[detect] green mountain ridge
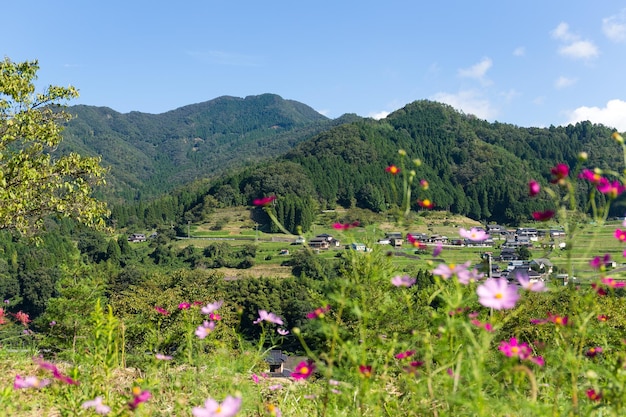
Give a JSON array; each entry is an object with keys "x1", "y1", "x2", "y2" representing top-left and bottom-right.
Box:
[{"x1": 60, "y1": 93, "x2": 357, "y2": 202}]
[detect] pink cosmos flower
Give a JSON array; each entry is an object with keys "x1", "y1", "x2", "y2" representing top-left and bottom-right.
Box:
[
  {"x1": 579, "y1": 169, "x2": 604, "y2": 185},
  {"x1": 528, "y1": 180, "x2": 540, "y2": 196},
  {"x1": 155, "y1": 353, "x2": 173, "y2": 360},
  {"x1": 129, "y1": 388, "x2": 151, "y2": 410},
  {"x1": 385, "y1": 165, "x2": 400, "y2": 175},
  {"x1": 601, "y1": 277, "x2": 626, "y2": 288},
  {"x1": 395, "y1": 350, "x2": 416, "y2": 359},
  {"x1": 36, "y1": 358, "x2": 79, "y2": 385},
  {"x1": 432, "y1": 261, "x2": 471, "y2": 280},
  {"x1": 470, "y1": 319, "x2": 494, "y2": 332},
  {"x1": 178, "y1": 302, "x2": 191, "y2": 310},
  {"x1": 209, "y1": 312, "x2": 222, "y2": 321},
  {"x1": 251, "y1": 373, "x2": 260, "y2": 384},
  {"x1": 358, "y1": 365, "x2": 372, "y2": 378},
  {"x1": 268, "y1": 384, "x2": 283, "y2": 391},
  {"x1": 391, "y1": 275, "x2": 416, "y2": 287},
  {"x1": 597, "y1": 180, "x2": 626, "y2": 199},
  {"x1": 433, "y1": 242, "x2": 443, "y2": 257},
  {"x1": 417, "y1": 199, "x2": 434, "y2": 209},
  {"x1": 332, "y1": 221, "x2": 360, "y2": 230},
  {"x1": 154, "y1": 306, "x2": 169, "y2": 316},
  {"x1": 14, "y1": 311, "x2": 30, "y2": 326},
  {"x1": 457, "y1": 267, "x2": 484, "y2": 285},
  {"x1": 82, "y1": 396, "x2": 111, "y2": 415},
  {"x1": 14, "y1": 375, "x2": 50, "y2": 389},
  {"x1": 306, "y1": 305, "x2": 331, "y2": 319},
  {"x1": 404, "y1": 360, "x2": 425, "y2": 375},
  {"x1": 459, "y1": 227, "x2": 489, "y2": 242},
  {"x1": 195, "y1": 320, "x2": 216, "y2": 339},
  {"x1": 476, "y1": 278, "x2": 520, "y2": 310},
  {"x1": 192, "y1": 395, "x2": 242, "y2": 417},
  {"x1": 253, "y1": 310, "x2": 283, "y2": 325},
  {"x1": 253, "y1": 195, "x2": 276, "y2": 206},
  {"x1": 532, "y1": 210, "x2": 555, "y2": 221},
  {"x1": 499, "y1": 338, "x2": 531, "y2": 359},
  {"x1": 515, "y1": 271, "x2": 548, "y2": 292},
  {"x1": 550, "y1": 163, "x2": 569, "y2": 184},
  {"x1": 291, "y1": 360, "x2": 315, "y2": 380},
  {"x1": 598, "y1": 314, "x2": 608, "y2": 322},
  {"x1": 590, "y1": 254, "x2": 611, "y2": 270},
  {"x1": 585, "y1": 347, "x2": 603, "y2": 358},
  {"x1": 547, "y1": 313, "x2": 568, "y2": 326},
  {"x1": 277, "y1": 328, "x2": 290, "y2": 336},
  {"x1": 615, "y1": 229, "x2": 626, "y2": 242},
  {"x1": 586, "y1": 389, "x2": 602, "y2": 401},
  {"x1": 419, "y1": 179, "x2": 429, "y2": 190},
  {"x1": 201, "y1": 300, "x2": 223, "y2": 315}
]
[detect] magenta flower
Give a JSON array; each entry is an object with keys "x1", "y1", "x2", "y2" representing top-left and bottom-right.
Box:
[
  {"x1": 36, "y1": 358, "x2": 79, "y2": 385},
  {"x1": 470, "y1": 319, "x2": 494, "y2": 332},
  {"x1": 603, "y1": 277, "x2": 621, "y2": 288},
  {"x1": 550, "y1": 163, "x2": 569, "y2": 184},
  {"x1": 391, "y1": 275, "x2": 416, "y2": 287},
  {"x1": 291, "y1": 360, "x2": 315, "y2": 380},
  {"x1": 476, "y1": 278, "x2": 520, "y2": 310},
  {"x1": 499, "y1": 337, "x2": 531, "y2": 359},
  {"x1": 597, "y1": 180, "x2": 626, "y2": 199},
  {"x1": 459, "y1": 227, "x2": 489, "y2": 241},
  {"x1": 277, "y1": 328, "x2": 290, "y2": 336},
  {"x1": 395, "y1": 350, "x2": 416, "y2": 359},
  {"x1": 515, "y1": 271, "x2": 548, "y2": 292},
  {"x1": 253, "y1": 195, "x2": 276, "y2": 206},
  {"x1": 528, "y1": 180, "x2": 540, "y2": 196},
  {"x1": 251, "y1": 373, "x2": 260, "y2": 384},
  {"x1": 192, "y1": 395, "x2": 242, "y2": 417},
  {"x1": 532, "y1": 210, "x2": 555, "y2": 221},
  {"x1": 209, "y1": 312, "x2": 222, "y2": 321},
  {"x1": 590, "y1": 254, "x2": 611, "y2": 270},
  {"x1": 432, "y1": 242, "x2": 443, "y2": 257},
  {"x1": 129, "y1": 388, "x2": 151, "y2": 410},
  {"x1": 306, "y1": 304, "x2": 331, "y2": 319},
  {"x1": 253, "y1": 310, "x2": 283, "y2": 325},
  {"x1": 358, "y1": 365, "x2": 373, "y2": 378},
  {"x1": 332, "y1": 221, "x2": 360, "y2": 230},
  {"x1": 587, "y1": 389, "x2": 602, "y2": 401},
  {"x1": 585, "y1": 347, "x2": 603, "y2": 358},
  {"x1": 195, "y1": 320, "x2": 216, "y2": 339},
  {"x1": 14, "y1": 375, "x2": 50, "y2": 389},
  {"x1": 154, "y1": 306, "x2": 169, "y2": 316},
  {"x1": 82, "y1": 396, "x2": 111, "y2": 415},
  {"x1": 178, "y1": 302, "x2": 191, "y2": 310},
  {"x1": 201, "y1": 300, "x2": 223, "y2": 315},
  {"x1": 579, "y1": 169, "x2": 604, "y2": 185}
]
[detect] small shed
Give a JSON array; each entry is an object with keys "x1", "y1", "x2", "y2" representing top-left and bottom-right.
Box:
[{"x1": 265, "y1": 350, "x2": 289, "y2": 376}]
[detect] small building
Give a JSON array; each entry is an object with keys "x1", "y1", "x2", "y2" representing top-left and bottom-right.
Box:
[
  {"x1": 265, "y1": 350, "x2": 289, "y2": 377},
  {"x1": 128, "y1": 233, "x2": 146, "y2": 243},
  {"x1": 349, "y1": 243, "x2": 367, "y2": 252},
  {"x1": 309, "y1": 237, "x2": 330, "y2": 250}
]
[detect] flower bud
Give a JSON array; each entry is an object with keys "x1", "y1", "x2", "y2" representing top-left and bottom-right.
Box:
[
  {"x1": 398, "y1": 149, "x2": 407, "y2": 156},
  {"x1": 578, "y1": 152, "x2": 588, "y2": 162},
  {"x1": 613, "y1": 132, "x2": 624, "y2": 144},
  {"x1": 413, "y1": 159, "x2": 422, "y2": 167}
]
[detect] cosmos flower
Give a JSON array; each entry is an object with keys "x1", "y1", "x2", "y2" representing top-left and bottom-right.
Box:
[
  {"x1": 528, "y1": 180, "x2": 540, "y2": 196},
  {"x1": 82, "y1": 397, "x2": 111, "y2": 415},
  {"x1": 532, "y1": 210, "x2": 555, "y2": 221},
  {"x1": 391, "y1": 275, "x2": 416, "y2": 287},
  {"x1": 192, "y1": 395, "x2": 242, "y2": 417},
  {"x1": 476, "y1": 278, "x2": 520, "y2": 310},
  {"x1": 253, "y1": 196, "x2": 276, "y2": 206},
  {"x1": 459, "y1": 227, "x2": 489, "y2": 242},
  {"x1": 253, "y1": 310, "x2": 284, "y2": 325},
  {"x1": 385, "y1": 165, "x2": 400, "y2": 175},
  {"x1": 291, "y1": 360, "x2": 315, "y2": 380},
  {"x1": 201, "y1": 300, "x2": 223, "y2": 315}
]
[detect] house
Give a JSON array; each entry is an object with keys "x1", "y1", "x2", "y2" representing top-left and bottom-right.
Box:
[
  {"x1": 128, "y1": 233, "x2": 146, "y2": 243},
  {"x1": 530, "y1": 258, "x2": 554, "y2": 275},
  {"x1": 407, "y1": 232, "x2": 429, "y2": 242},
  {"x1": 499, "y1": 247, "x2": 519, "y2": 261},
  {"x1": 349, "y1": 243, "x2": 367, "y2": 252},
  {"x1": 308, "y1": 237, "x2": 330, "y2": 250},
  {"x1": 265, "y1": 350, "x2": 290, "y2": 377},
  {"x1": 486, "y1": 224, "x2": 508, "y2": 235}
]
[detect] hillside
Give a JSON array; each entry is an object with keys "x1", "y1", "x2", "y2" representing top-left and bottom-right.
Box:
[{"x1": 60, "y1": 94, "x2": 360, "y2": 202}]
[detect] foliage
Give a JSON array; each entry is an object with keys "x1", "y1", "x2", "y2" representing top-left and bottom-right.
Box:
[{"x1": 0, "y1": 58, "x2": 108, "y2": 235}]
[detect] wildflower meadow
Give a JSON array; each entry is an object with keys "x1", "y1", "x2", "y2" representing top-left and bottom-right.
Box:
[{"x1": 2, "y1": 63, "x2": 626, "y2": 415}]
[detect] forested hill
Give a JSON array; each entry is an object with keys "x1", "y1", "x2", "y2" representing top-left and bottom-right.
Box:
[
  {"x1": 196, "y1": 100, "x2": 621, "y2": 227},
  {"x1": 60, "y1": 94, "x2": 360, "y2": 202}
]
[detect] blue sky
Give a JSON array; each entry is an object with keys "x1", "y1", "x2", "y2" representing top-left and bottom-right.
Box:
[{"x1": 4, "y1": 1, "x2": 626, "y2": 130}]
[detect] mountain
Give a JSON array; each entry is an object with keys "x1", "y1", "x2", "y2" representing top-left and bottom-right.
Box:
[
  {"x1": 60, "y1": 94, "x2": 360, "y2": 202},
  {"x1": 198, "y1": 100, "x2": 620, "y2": 226}
]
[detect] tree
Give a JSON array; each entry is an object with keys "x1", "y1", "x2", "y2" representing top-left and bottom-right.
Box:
[{"x1": 0, "y1": 58, "x2": 108, "y2": 235}]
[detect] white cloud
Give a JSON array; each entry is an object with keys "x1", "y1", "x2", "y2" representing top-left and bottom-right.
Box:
[
  {"x1": 458, "y1": 57, "x2": 493, "y2": 82},
  {"x1": 566, "y1": 99, "x2": 626, "y2": 130},
  {"x1": 513, "y1": 47, "x2": 526, "y2": 57},
  {"x1": 551, "y1": 22, "x2": 599, "y2": 60},
  {"x1": 430, "y1": 90, "x2": 497, "y2": 120},
  {"x1": 368, "y1": 111, "x2": 390, "y2": 120},
  {"x1": 555, "y1": 76, "x2": 577, "y2": 89},
  {"x1": 558, "y1": 41, "x2": 599, "y2": 59},
  {"x1": 603, "y1": 9, "x2": 626, "y2": 42}
]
